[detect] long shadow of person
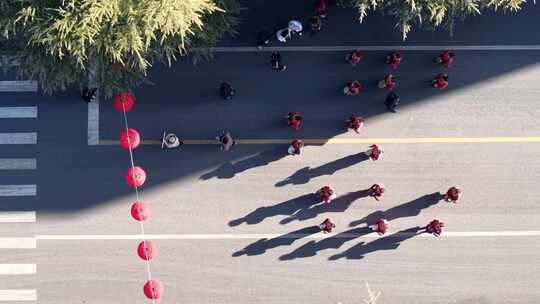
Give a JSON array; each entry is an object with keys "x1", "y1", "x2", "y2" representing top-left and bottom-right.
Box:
[
  {"x1": 279, "y1": 226, "x2": 373, "y2": 261},
  {"x1": 328, "y1": 226, "x2": 422, "y2": 260},
  {"x1": 200, "y1": 148, "x2": 286, "y2": 180},
  {"x1": 280, "y1": 189, "x2": 371, "y2": 224},
  {"x1": 349, "y1": 192, "x2": 443, "y2": 227},
  {"x1": 229, "y1": 193, "x2": 317, "y2": 226},
  {"x1": 232, "y1": 226, "x2": 321, "y2": 257},
  {"x1": 275, "y1": 152, "x2": 370, "y2": 187}
]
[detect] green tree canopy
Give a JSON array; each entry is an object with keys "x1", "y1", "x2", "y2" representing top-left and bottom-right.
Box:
[
  {"x1": 340, "y1": 0, "x2": 529, "y2": 40},
  {"x1": 0, "y1": 0, "x2": 239, "y2": 96}
]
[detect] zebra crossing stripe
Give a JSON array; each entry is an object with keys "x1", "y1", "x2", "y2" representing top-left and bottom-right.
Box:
[
  {"x1": 0, "y1": 107, "x2": 37, "y2": 118},
  {"x1": 0, "y1": 264, "x2": 36, "y2": 275},
  {"x1": 0, "y1": 133, "x2": 37, "y2": 144},
  {"x1": 0, "y1": 159, "x2": 36, "y2": 170},
  {"x1": 0, "y1": 212, "x2": 36, "y2": 223},
  {"x1": 0, "y1": 238, "x2": 36, "y2": 249},
  {"x1": 0, "y1": 289, "x2": 36, "y2": 301},
  {"x1": 0, "y1": 81, "x2": 38, "y2": 92},
  {"x1": 0, "y1": 185, "x2": 36, "y2": 197}
]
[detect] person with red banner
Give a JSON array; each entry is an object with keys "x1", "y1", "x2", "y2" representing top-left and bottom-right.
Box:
[
  {"x1": 287, "y1": 112, "x2": 303, "y2": 131},
  {"x1": 443, "y1": 186, "x2": 461, "y2": 203},
  {"x1": 386, "y1": 52, "x2": 402, "y2": 70},
  {"x1": 365, "y1": 144, "x2": 383, "y2": 161},
  {"x1": 435, "y1": 51, "x2": 454, "y2": 68},
  {"x1": 343, "y1": 80, "x2": 362, "y2": 96},
  {"x1": 369, "y1": 183, "x2": 385, "y2": 201},
  {"x1": 369, "y1": 218, "x2": 390, "y2": 235},
  {"x1": 316, "y1": 186, "x2": 337, "y2": 203},
  {"x1": 319, "y1": 218, "x2": 336, "y2": 233},
  {"x1": 432, "y1": 73, "x2": 449, "y2": 90},
  {"x1": 426, "y1": 219, "x2": 445, "y2": 237},
  {"x1": 288, "y1": 139, "x2": 304, "y2": 155},
  {"x1": 346, "y1": 50, "x2": 363, "y2": 66},
  {"x1": 346, "y1": 115, "x2": 364, "y2": 133},
  {"x1": 378, "y1": 74, "x2": 396, "y2": 92}
]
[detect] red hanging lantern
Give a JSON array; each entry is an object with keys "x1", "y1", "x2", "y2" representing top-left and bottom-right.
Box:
[
  {"x1": 119, "y1": 128, "x2": 141, "y2": 150},
  {"x1": 143, "y1": 278, "x2": 163, "y2": 300},
  {"x1": 131, "y1": 201, "x2": 150, "y2": 221},
  {"x1": 137, "y1": 240, "x2": 157, "y2": 260},
  {"x1": 125, "y1": 166, "x2": 146, "y2": 187},
  {"x1": 113, "y1": 92, "x2": 134, "y2": 112}
]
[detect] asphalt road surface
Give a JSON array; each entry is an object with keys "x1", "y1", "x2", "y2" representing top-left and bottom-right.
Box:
[{"x1": 1, "y1": 2, "x2": 540, "y2": 304}]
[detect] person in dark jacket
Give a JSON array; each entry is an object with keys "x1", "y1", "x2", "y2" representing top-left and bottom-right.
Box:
[
  {"x1": 270, "y1": 51, "x2": 287, "y2": 71},
  {"x1": 82, "y1": 87, "x2": 97, "y2": 103},
  {"x1": 385, "y1": 91, "x2": 400, "y2": 113},
  {"x1": 220, "y1": 82, "x2": 235, "y2": 100}
]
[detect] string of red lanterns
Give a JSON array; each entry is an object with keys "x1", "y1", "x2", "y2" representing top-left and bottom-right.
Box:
[{"x1": 114, "y1": 92, "x2": 163, "y2": 302}]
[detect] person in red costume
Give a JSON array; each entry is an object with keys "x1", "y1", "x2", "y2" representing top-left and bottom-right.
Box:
[
  {"x1": 346, "y1": 50, "x2": 362, "y2": 66},
  {"x1": 369, "y1": 218, "x2": 389, "y2": 235},
  {"x1": 386, "y1": 52, "x2": 402, "y2": 70},
  {"x1": 346, "y1": 115, "x2": 364, "y2": 133},
  {"x1": 343, "y1": 80, "x2": 362, "y2": 96},
  {"x1": 365, "y1": 144, "x2": 383, "y2": 161},
  {"x1": 316, "y1": 186, "x2": 337, "y2": 203},
  {"x1": 288, "y1": 139, "x2": 304, "y2": 155},
  {"x1": 379, "y1": 74, "x2": 396, "y2": 92},
  {"x1": 426, "y1": 219, "x2": 444, "y2": 237},
  {"x1": 286, "y1": 112, "x2": 303, "y2": 131},
  {"x1": 435, "y1": 51, "x2": 454, "y2": 68},
  {"x1": 319, "y1": 218, "x2": 336, "y2": 233},
  {"x1": 369, "y1": 183, "x2": 385, "y2": 201},
  {"x1": 432, "y1": 73, "x2": 449, "y2": 90},
  {"x1": 443, "y1": 187, "x2": 461, "y2": 203},
  {"x1": 314, "y1": 0, "x2": 328, "y2": 18}
]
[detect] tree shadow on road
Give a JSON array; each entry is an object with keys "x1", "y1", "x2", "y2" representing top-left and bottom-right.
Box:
[
  {"x1": 228, "y1": 193, "x2": 317, "y2": 226},
  {"x1": 349, "y1": 192, "x2": 443, "y2": 227},
  {"x1": 199, "y1": 148, "x2": 286, "y2": 180},
  {"x1": 328, "y1": 226, "x2": 422, "y2": 260},
  {"x1": 280, "y1": 189, "x2": 371, "y2": 224},
  {"x1": 275, "y1": 152, "x2": 370, "y2": 187},
  {"x1": 232, "y1": 226, "x2": 321, "y2": 257},
  {"x1": 279, "y1": 226, "x2": 373, "y2": 261}
]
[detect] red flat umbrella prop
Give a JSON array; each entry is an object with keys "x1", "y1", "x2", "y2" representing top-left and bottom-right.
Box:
[
  {"x1": 137, "y1": 240, "x2": 157, "y2": 260},
  {"x1": 113, "y1": 92, "x2": 134, "y2": 112},
  {"x1": 143, "y1": 278, "x2": 163, "y2": 300},
  {"x1": 119, "y1": 128, "x2": 141, "y2": 150},
  {"x1": 131, "y1": 201, "x2": 150, "y2": 221},
  {"x1": 125, "y1": 166, "x2": 146, "y2": 187}
]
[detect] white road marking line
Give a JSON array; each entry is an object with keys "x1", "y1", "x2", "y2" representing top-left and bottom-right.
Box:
[
  {"x1": 0, "y1": 159, "x2": 36, "y2": 170},
  {"x1": 0, "y1": 212, "x2": 36, "y2": 223},
  {"x1": 0, "y1": 264, "x2": 36, "y2": 275},
  {"x1": 0, "y1": 290, "x2": 36, "y2": 301},
  {"x1": 35, "y1": 231, "x2": 540, "y2": 240},
  {"x1": 0, "y1": 107, "x2": 37, "y2": 118},
  {"x1": 0, "y1": 238, "x2": 36, "y2": 249},
  {"x1": 197, "y1": 45, "x2": 540, "y2": 53},
  {"x1": 0, "y1": 185, "x2": 37, "y2": 197},
  {"x1": 87, "y1": 99, "x2": 99, "y2": 146},
  {"x1": 0, "y1": 81, "x2": 38, "y2": 92},
  {"x1": 0, "y1": 133, "x2": 37, "y2": 145}
]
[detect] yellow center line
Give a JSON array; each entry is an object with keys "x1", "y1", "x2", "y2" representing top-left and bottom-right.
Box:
[{"x1": 98, "y1": 136, "x2": 540, "y2": 146}]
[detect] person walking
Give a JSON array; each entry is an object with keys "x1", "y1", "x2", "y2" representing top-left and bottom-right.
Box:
[
  {"x1": 319, "y1": 218, "x2": 336, "y2": 233},
  {"x1": 220, "y1": 82, "x2": 235, "y2": 100},
  {"x1": 378, "y1": 74, "x2": 396, "y2": 92},
  {"x1": 426, "y1": 219, "x2": 444, "y2": 237},
  {"x1": 365, "y1": 144, "x2": 383, "y2": 161},
  {"x1": 343, "y1": 80, "x2": 362, "y2": 96},
  {"x1": 256, "y1": 30, "x2": 272, "y2": 49},
  {"x1": 369, "y1": 183, "x2": 385, "y2": 201},
  {"x1": 288, "y1": 139, "x2": 304, "y2": 155},
  {"x1": 271, "y1": 51, "x2": 287, "y2": 71},
  {"x1": 81, "y1": 87, "x2": 97, "y2": 103},
  {"x1": 346, "y1": 115, "x2": 364, "y2": 133},
  {"x1": 276, "y1": 28, "x2": 291, "y2": 43},
  {"x1": 288, "y1": 20, "x2": 303, "y2": 36},
  {"x1": 385, "y1": 91, "x2": 400, "y2": 113},
  {"x1": 314, "y1": 0, "x2": 328, "y2": 18},
  {"x1": 369, "y1": 218, "x2": 390, "y2": 235},
  {"x1": 346, "y1": 50, "x2": 363, "y2": 66},
  {"x1": 287, "y1": 112, "x2": 303, "y2": 131},
  {"x1": 309, "y1": 16, "x2": 322, "y2": 35},
  {"x1": 216, "y1": 130, "x2": 236, "y2": 151},
  {"x1": 443, "y1": 187, "x2": 461, "y2": 203},
  {"x1": 432, "y1": 73, "x2": 449, "y2": 90},
  {"x1": 435, "y1": 51, "x2": 454, "y2": 68},
  {"x1": 386, "y1": 52, "x2": 402, "y2": 70},
  {"x1": 316, "y1": 186, "x2": 337, "y2": 203}
]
